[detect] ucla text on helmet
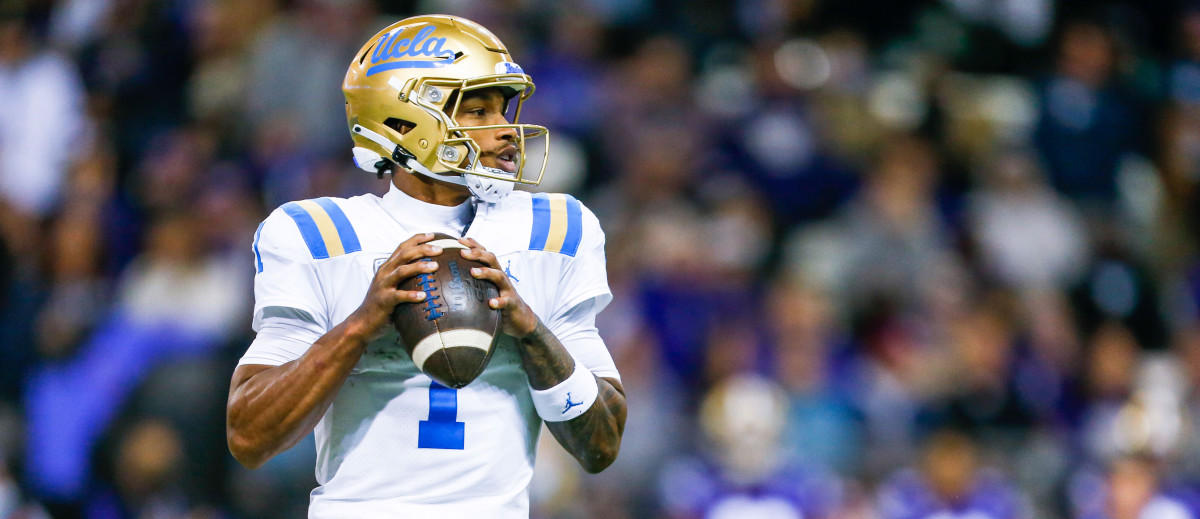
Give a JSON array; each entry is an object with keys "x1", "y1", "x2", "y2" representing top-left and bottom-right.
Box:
[{"x1": 368, "y1": 25, "x2": 458, "y2": 75}]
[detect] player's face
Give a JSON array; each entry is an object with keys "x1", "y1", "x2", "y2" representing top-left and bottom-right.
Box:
[{"x1": 451, "y1": 88, "x2": 519, "y2": 174}]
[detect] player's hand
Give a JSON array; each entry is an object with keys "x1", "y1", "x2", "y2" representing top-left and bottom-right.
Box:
[
  {"x1": 459, "y1": 237, "x2": 538, "y2": 338},
  {"x1": 348, "y1": 233, "x2": 442, "y2": 340}
]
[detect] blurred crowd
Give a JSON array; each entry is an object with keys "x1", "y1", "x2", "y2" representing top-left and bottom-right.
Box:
[{"x1": 3, "y1": 0, "x2": 1200, "y2": 518}]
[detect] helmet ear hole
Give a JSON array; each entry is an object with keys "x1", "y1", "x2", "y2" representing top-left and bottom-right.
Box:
[{"x1": 384, "y1": 117, "x2": 416, "y2": 135}]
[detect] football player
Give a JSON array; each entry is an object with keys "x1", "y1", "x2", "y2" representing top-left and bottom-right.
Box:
[{"x1": 225, "y1": 15, "x2": 626, "y2": 517}]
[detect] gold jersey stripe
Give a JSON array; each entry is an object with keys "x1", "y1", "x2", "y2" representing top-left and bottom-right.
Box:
[
  {"x1": 295, "y1": 199, "x2": 347, "y2": 257},
  {"x1": 543, "y1": 193, "x2": 570, "y2": 253}
]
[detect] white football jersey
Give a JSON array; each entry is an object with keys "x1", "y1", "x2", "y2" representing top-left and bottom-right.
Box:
[{"x1": 240, "y1": 185, "x2": 617, "y2": 518}]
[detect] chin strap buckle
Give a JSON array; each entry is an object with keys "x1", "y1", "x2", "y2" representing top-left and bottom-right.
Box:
[{"x1": 465, "y1": 166, "x2": 515, "y2": 203}]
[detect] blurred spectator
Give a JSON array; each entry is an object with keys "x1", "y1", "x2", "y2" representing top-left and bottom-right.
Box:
[
  {"x1": 1019, "y1": 290, "x2": 1083, "y2": 417},
  {"x1": 226, "y1": 434, "x2": 315, "y2": 519},
  {"x1": 0, "y1": 403, "x2": 48, "y2": 519},
  {"x1": 23, "y1": 211, "x2": 249, "y2": 506},
  {"x1": 0, "y1": 3, "x2": 88, "y2": 246},
  {"x1": 712, "y1": 37, "x2": 859, "y2": 226},
  {"x1": 75, "y1": 0, "x2": 193, "y2": 167},
  {"x1": 243, "y1": 0, "x2": 375, "y2": 156},
  {"x1": 843, "y1": 303, "x2": 938, "y2": 479},
  {"x1": 768, "y1": 282, "x2": 863, "y2": 474},
  {"x1": 0, "y1": 4, "x2": 86, "y2": 216},
  {"x1": 185, "y1": 0, "x2": 278, "y2": 143},
  {"x1": 1160, "y1": 8, "x2": 1200, "y2": 261},
  {"x1": 33, "y1": 184, "x2": 111, "y2": 360},
  {"x1": 1173, "y1": 326, "x2": 1200, "y2": 484},
  {"x1": 942, "y1": 0, "x2": 1054, "y2": 49},
  {"x1": 967, "y1": 150, "x2": 1089, "y2": 291},
  {"x1": 782, "y1": 135, "x2": 963, "y2": 476},
  {"x1": 0, "y1": 460, "x2": 48, "y2": 519},
  {"x1": 1033, "y1": 20, "x2": 1144, "y2": 206},
  {"x1": 876, "y1": 428, "x2": 1029, "y2": 519},
  {"x1": 920, "y1": 297, "x2": 1042, "y2": 442},
  {"x1": 1169, "y1": 9, "x2": 1200, "y2": 110},
  {"x1": 523, "y1": 5, "x2": 607, "y2": 140},
  {"x1": 86, "y1": 418, "x2": 222, "y2": 518},
  {"x1": 1071, "y1": 454, "x2": 1195, "y2": 519},
  {"x1": 1071, "y1": 247, "x2": 1168, "y2": 353},
  {"x1": 594, "y1": 136, "x2": 772, "y2": 391},
  {"x1": 47, "y1": 0, "x2": 114, "y2": 53},
  {"x1": 657, "y1": 374, "x2": 844, "y2": 519},
  {"x1": 784, "y1": 133, "x2": 960, "y2": 322},
  {"x1": 1077, "y1": 322, "x2": 1157, "y2": 466}
]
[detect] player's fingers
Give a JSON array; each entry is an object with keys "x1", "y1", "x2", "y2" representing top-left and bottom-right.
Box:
[
  {"x1": 396, "y1": 242, "x2": 444, "y2": 264},
  {"x1": 469, "y1": 266, "x2": 509, "y2": 289},
  {"x1": 458, "y1": 237, "x2": 484, "y2": 250},
  {"x1": 381, "y1": 258, "x2": 437, "y2": 286},
  {"x1": 400, "y1": 232, "x2": 437, "y2": 249},
  {"x1": 487, "y1": 294, "x2": 518, "y2": 311},
  {"x1": 380, "y1": 233, "x2": 436, "y2": 270},
  {"x1": 462, "y1": 247, "x2": 500, "y2": 269},
  {"x1": 392, "y1": 233, "x2": 437, "y2": 259},
  {"x1": 480, "y1": 250, "x2": 500, "y2": 269},
  {"x1": 387, "y1": 288, "x2": 427, "y2": 305}
]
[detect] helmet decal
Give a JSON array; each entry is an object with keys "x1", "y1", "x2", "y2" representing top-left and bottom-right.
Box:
[
  {"x1": 494, "y1": 62, "x2": 524, "y2": 75},
  {"x1": 368, "y1": 25, "x2": 457, "y2": 76}
]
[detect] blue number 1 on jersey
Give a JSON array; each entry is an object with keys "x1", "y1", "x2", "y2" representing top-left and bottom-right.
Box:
[{"x1": 418, "y1": 381, "x2": 465, "y2": 449}]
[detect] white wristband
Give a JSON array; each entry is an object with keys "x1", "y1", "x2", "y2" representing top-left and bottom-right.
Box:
[{"x1": 530, "y1": 361, "x2": 599, "y2": 422}]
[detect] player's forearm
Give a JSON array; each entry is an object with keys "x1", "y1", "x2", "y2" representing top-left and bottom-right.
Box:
[
  {"x1": 517, "y1": 320, "x2": 627, "y2": 473},
  {"x1": 226, "y1": 317, "x2": 373, "y2": 468}
]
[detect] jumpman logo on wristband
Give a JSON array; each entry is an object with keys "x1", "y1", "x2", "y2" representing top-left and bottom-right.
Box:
[{"x1": 562, "y1": 393, "x2": 584, "y2": 414}]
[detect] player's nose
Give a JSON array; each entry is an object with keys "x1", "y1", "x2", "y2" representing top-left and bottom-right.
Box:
[{"x1": 495, "y1": 124, "x2": 517, "y2": 143}]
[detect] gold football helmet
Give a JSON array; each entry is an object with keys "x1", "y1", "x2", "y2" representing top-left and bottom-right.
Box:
[{"x1": 343, "y1": 15, "x2": 548, "y2": 201}]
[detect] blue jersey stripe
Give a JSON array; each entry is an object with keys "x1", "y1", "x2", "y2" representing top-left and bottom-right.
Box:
[
  {"x1": 560, "y1": 194, "x2": 584, "y2": 257},
  {"x1": 529, "y1": 193, "x2": 551, "y2": 251},
  {"x1": 252, "y1": 222, "x2": 265, "y2": 272},
  {"x1": 314, "y1": 197, "x2": 362, "y2": 254},
  {"x1": 281, "y1": 202, "x2": 330, "y2": 259}
]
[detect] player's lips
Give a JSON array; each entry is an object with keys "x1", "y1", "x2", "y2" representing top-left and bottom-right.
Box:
[{"x1": 491, "y1": 145, "x2": 519, "y2": 174}]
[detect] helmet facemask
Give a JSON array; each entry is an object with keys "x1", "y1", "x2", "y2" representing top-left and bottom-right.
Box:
[
  {"x1": 424, "y1": 76, "x2": 549, "y2": 185},
  {"x1": 351, "y1": 73, "x2": 548, "y2": 201}
]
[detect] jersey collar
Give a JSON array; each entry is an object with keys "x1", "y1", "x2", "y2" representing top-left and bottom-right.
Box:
[{"x1": 381, "y1": 182, "x2": 475, "y2": 236}]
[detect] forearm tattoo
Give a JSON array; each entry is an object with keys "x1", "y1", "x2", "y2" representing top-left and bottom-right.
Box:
[
  {"x1": 518, "y1": 319, "x2": 627, "y2": 472},
  {"x1": 518, "y1": 320, "x2": 577, "y2": 390}
]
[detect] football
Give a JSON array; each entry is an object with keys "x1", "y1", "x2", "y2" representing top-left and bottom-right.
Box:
[{"x1": 392, "y1": 233, "x2": 501, "y2": 388}]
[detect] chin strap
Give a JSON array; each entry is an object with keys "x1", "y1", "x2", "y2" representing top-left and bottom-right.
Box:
[
  {"x1": 464, "y1": 166, "x2": 515, "y2": 203},
  {"x1": 351, "y1": 125, "x2": 514, "y2": 203}
]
